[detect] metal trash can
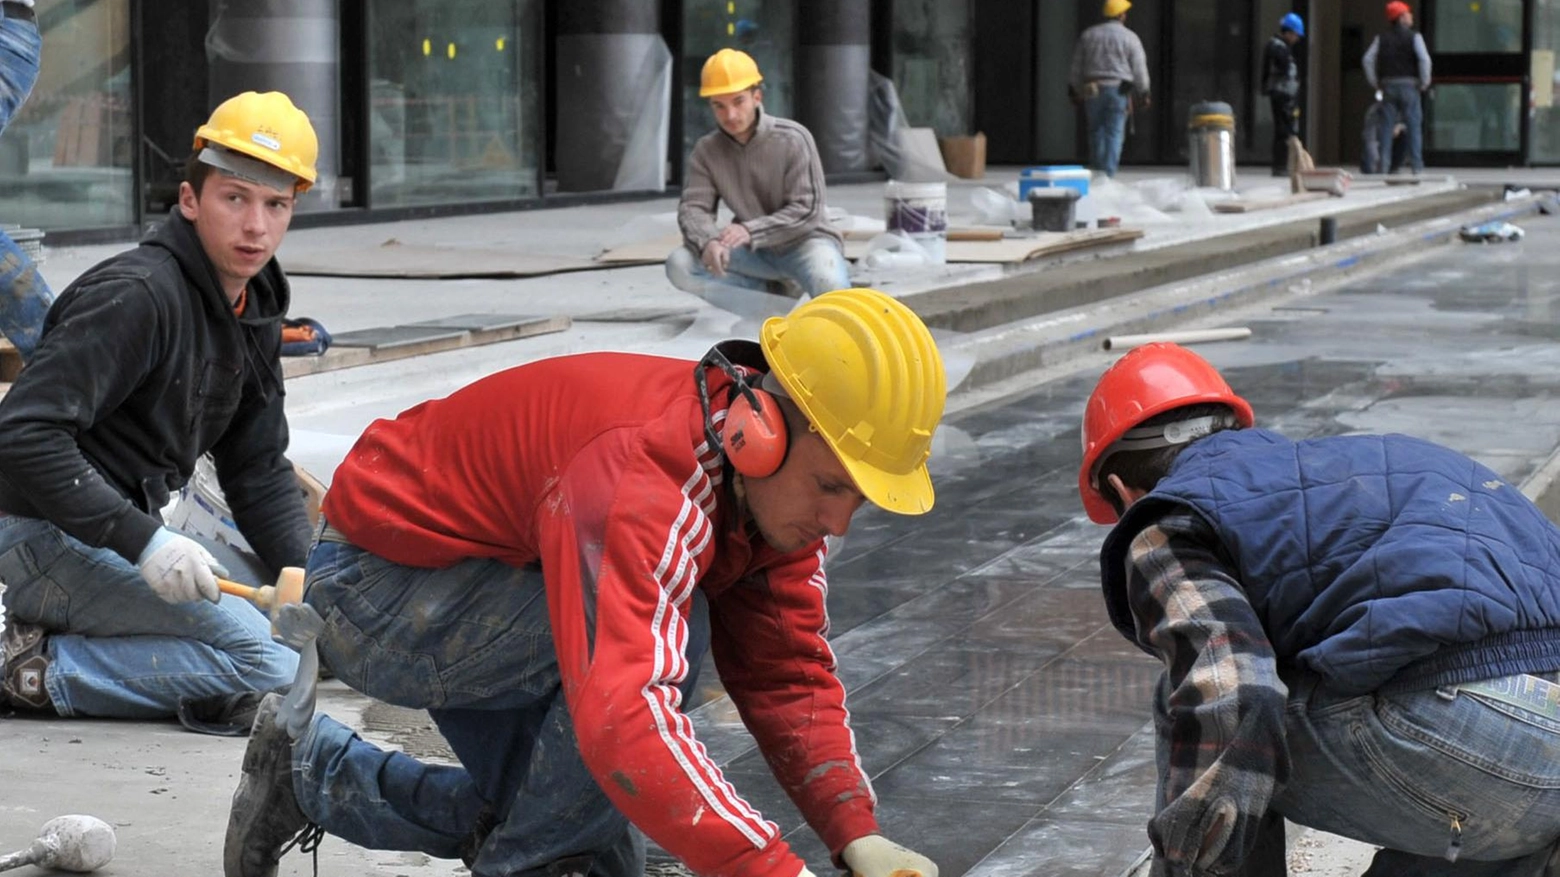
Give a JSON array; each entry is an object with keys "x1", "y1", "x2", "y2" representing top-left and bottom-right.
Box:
[{"x1": 1188, "y1": 101, "x2": 1236, "y2": 191}]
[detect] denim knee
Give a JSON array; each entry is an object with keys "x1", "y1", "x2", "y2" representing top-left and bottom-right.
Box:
[{"x1": 665, "y1": 247, "x2": 704, "y2": 292}]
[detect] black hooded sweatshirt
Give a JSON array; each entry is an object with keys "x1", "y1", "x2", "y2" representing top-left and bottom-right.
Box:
[{"x1": 0, "y1": 209, "x2": 310, "y2": 572}]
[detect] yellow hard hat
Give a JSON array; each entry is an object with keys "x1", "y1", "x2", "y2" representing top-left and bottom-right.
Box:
[
  {"x1": 193, "y1": 91, "x2": 319, "y2": 193},
  {"x1": 700, "y1": 48, "x2": 763, "y2": 97},
  {"x1": 1104, "y1": 0, "x2": 1132, "y2": 17},
  {"x1": 760, "y1": 288, "x2": 946, "y2": 515}
]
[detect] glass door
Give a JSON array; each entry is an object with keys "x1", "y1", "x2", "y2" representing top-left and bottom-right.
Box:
[{"x1": 1423, "y1": 0, "x2": 1526, "y2": 165}]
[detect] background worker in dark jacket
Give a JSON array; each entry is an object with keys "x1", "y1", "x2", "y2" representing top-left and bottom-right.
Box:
[
  {"x1": 0, "y1": 91, "x2": 317, "y2": 719},
  {"x1": 1365, "y1": 1, "x2": 1433, "y2": 174},
  {"x1": 1262, "y1": 13, "x2": 1305, "y2": 176},
  {"x1": 1079, "y1": 342, "x2": 1560, "y2": 876}
]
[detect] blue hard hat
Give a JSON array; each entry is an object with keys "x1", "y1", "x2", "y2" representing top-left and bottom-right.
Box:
[{"x1": 1280, "y1": 12, "x2": 1305, "y2": 36}]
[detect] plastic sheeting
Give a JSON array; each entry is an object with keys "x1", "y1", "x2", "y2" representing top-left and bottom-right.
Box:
[
  {"x1": 555, "y1": 34, "x2": 672, "y2": 193},
  {"x1": 869, "y1": 72, "x2": 952, "y2": 183},
  {"x1": 797, "y1": 43, "x2": 871, "y2": 173}
]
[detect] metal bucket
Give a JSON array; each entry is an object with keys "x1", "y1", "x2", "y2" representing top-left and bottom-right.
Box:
[{"x1": 1187, "y1": 101, "x2": 1236, "y2": 191}]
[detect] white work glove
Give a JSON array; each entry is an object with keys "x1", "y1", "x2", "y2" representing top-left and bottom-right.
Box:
[
  {"x1": 842, "y1": 835, "x2": 938, "y2": 877},
  {"x1": 136, "y1": 527, "x2": 229, "y2": 604},
  {"x1": 702, "y1": 240, "x2": 731, "y2": 276}
]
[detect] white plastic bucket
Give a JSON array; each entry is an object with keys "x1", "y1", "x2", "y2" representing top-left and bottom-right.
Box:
[{"x1": 884, "y1": 180, "x2": 947, "y2": 265}]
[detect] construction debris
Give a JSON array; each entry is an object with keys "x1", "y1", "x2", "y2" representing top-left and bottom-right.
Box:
[{"x1": 1459, "y1": 221, "x2": 1525, "y2": 243}]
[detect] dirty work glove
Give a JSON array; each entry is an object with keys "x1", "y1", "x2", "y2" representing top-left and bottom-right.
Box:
[
  {"x1": 702, "y1": 240, "x2": 731, "y2": 277},
  {"x1": 272, "y1": 601, "x2": 326, "y2": 740},
  {"x1": 136, "y1": 527, "x2": 229, "y2": 604},
  {"x1": 842, "y1": 835, "x2": 938, "y2": 877}
]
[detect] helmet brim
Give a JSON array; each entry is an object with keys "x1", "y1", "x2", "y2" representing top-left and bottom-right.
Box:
[{"x1": 841, "y1": 456, "x2": 936, "y2": 516}]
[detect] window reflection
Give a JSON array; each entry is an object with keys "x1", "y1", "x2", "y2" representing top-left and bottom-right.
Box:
[
  {"x1": 368, "y1": 0, "x2": 538, "y2": 207},
  {"x1": 4, "y1": 0, "x2": 133, "y2": 231}
]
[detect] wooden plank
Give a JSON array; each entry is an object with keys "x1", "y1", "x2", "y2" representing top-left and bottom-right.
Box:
[
  {"x1": 1213, "y1": 191, "x2": 1331, "y2": 214},
  {"x1": 280, "y1": 315, "x2": 571, "y2": 379}
]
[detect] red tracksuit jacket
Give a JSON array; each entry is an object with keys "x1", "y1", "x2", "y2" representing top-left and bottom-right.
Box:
[{"x1": 322, "y1": 351, "x2": 878, "y2": 877}]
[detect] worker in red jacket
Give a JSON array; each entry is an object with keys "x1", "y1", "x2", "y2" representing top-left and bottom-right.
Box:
[{"x1": 225, "y1": 287, "x2": 946, "y2": 877}]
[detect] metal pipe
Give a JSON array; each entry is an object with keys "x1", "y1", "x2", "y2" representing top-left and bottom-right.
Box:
[
  {"x1": 1319, "y1": 216, "x2": 1338, "y2": 245},
  {"x1": 1102, "y1": 327, "x2": 1252, "y2": 351}
]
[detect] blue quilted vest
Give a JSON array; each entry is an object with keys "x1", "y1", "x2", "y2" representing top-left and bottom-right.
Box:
[{"x1": 1100, "y1": 429, "x2": 1560, "y2": 694}]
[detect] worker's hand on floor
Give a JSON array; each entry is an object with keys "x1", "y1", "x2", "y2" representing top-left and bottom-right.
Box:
[
  {"x1": 716, "y1": 223, "x2": 752, "y2": 250},
  {"x1": 136, "y1": 527, "x2": 229, "y2": 604},
  {"x1": 842, "y1": 834, "x2": 938, "y2": 877},
  {"x1": 702, "y1": 240, "x2": 731, "y2": 277}
]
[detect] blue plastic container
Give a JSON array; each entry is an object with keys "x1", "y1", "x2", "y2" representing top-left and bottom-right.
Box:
[{"x1": 1018, "y1": 165, "x2": 1092, "y2": 201}]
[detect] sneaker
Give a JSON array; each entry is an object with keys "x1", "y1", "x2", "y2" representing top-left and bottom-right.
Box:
[
  {"x1": 224, "y1": 692, "x2": 318, "y2": 877},
  {"x1": 1, "y1": 620, "x2": 51, "y2": 711}
]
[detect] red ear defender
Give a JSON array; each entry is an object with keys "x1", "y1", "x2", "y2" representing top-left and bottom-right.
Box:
[{"x1": 723, "y1": 388, "x2": 788, "y2": 477}]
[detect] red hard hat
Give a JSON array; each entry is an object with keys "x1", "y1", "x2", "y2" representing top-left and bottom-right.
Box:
[
  {"x1": 1386, "y1": 1, "x2": 1411, "y2": 22},
  {"x1": 1078, "y1": 343, "x2": 1254, "y2": 524}
]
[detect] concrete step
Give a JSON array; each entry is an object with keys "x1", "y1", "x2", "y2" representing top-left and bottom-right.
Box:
[
  {"x1": 908, "y1": 188, "x2": 1499, "y2": 335},
  {"x1": 939, "y1": 191, "x2": 1541, "y2": 400}
]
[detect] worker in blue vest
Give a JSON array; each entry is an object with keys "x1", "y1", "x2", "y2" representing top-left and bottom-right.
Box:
[
  {"x1": 1364, "y1": 1, "x2": 1433, "y2": 175},
  {"x1": 1080, "y1": 342, "x2": 1560, "y2": 875}
]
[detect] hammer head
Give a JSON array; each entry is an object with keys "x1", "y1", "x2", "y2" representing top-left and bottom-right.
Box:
[
  {"x1": 272, "y1": 566, "x2": 305, "y2": 613},
  {"x1": 263, "y1": 567, "x2": 307, "y2": 639}
]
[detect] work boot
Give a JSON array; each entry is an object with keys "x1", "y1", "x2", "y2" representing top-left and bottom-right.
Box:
[
  {"x1": 1, "y1": 620, "x2": 52, "y2": 711},
  {"x1": 224, "y1": 692, "x2": 319, "y2": 877}
]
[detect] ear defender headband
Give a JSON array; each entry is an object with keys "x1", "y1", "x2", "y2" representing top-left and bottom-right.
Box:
[{"x1": 694, "y1": 345, "x2": 790, "y2": 478}]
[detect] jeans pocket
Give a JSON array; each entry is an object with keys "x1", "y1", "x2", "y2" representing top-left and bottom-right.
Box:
[
  {"x1": 441, "y1": 625, "x2": 550, "y2": 704},
  {"x1": 0, "y1": 533, "x2": 71, "y2": 630},
  {"x1": 319, "y1": 605, "x2": 446, "y2": 709}
]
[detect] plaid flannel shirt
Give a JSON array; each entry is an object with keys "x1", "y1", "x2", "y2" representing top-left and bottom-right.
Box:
[{"x1": 1120, "y1": 511, "x2": 1292, "y2": 875}]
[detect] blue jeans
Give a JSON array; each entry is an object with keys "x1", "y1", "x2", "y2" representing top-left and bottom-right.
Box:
[
  {"x1": 0, "y1": 15, "x2": 53, "y2": 360},
  {"x1": 1264, "y1": 672, "x2": 1560, "y2": 876},
  {"x1": 1380, "y1": 79, "x2": 1424, "y2": 174},
  {"x1": 665, "y1": 235, "x2": 851, "y2": 303},
  {"x1": 1085, "y1": 89, "x2": 1130, "y2": 178},
  {"x1": 0, "y1": 515, "x2": 297, "y2": 717},
  {"x1": 293, "y1": 539, "x2": 711, "y2": 877}
]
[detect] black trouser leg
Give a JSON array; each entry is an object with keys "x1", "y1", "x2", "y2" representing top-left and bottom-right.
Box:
[{"x1": 1270, "y1": 95, "x2": 1299, "y2": 175}]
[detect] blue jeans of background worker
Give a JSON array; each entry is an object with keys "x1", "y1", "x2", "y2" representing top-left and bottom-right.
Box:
[
  {"x1": 666, "y1": 235, "x2": 850, "y2": 306},
  {"x1": 290, "y1": 538, "x2": 712, "y2": 877},
  {"x1": 1202, "y1": 670, "x2": 1560, "y2": 876},
  {"x1": 0, "y1": 514, "x2": 297, "y2": 716},
  {"x1": 1085, "y1": 89, "x2": 1130, "y2": 178},
  {"x1": 1379, "y1": 78, "x2": 1424, "y2": 174},
  {"x1": 1, "y1": 11, "x2": 56, "y2": 360}
]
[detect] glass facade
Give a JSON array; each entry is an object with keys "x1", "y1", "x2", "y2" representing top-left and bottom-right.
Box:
[
  {"x1": 1431, "y1": 0, "x2": 1524, "y2": 52},
  {"x1": 367, "y1": 0, "x2": 540, "y2": 207},
  {"x1": 5, "y1": 0, "x2": 134, "y2": 232},
  {"x1": 23, "y1": 0, "x2": 1560, "y2": 237},
  {"x1": 681, "y1": 0, "x2": 793, "y2": 160},
  {"x1": 1428, "y1": 82, "x2": 1523, "y2": 152}
]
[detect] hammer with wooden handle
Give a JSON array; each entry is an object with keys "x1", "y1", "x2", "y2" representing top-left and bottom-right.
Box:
[{"x1": 217, "y1": 566, "x2": 305, "y2": 616}]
